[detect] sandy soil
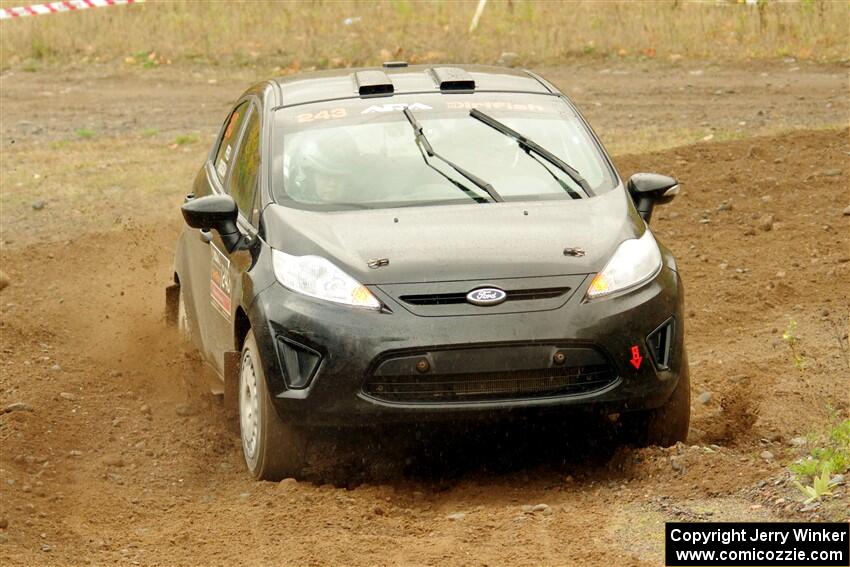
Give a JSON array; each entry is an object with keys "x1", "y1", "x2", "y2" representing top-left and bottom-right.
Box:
[
  {"x1": 1, "y1": 59, "x2": 846, "y2": 146},
  {"x1": 0, "y1": 61, "x2": 848, "y2": 566}
]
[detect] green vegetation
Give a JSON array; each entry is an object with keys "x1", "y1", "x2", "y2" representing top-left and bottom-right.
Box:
[
  {"x1": 790, "y1": 418, "x2": 850, "y2": 502},
  {"x1": 1, "y1": 1, "x2": 847, "y2": 71},
  {"x1": 74, "y1": 128, "x2": 95, "y2": 139},
  {"x1": 141, "y1": 128, "x2": 159, "y2": 138},
  {"x1": 48, "y1": 140, "x2": 71, "y2": 150},
  {"x1": 793, "y1": 465, "x2": 834, "y2": 504},
  {"x1": 789, "y1": 419, "x2": 850, "y2": 480},
  {"x1": 782, "y1": 319, "x2": 805, "y2": 371},
  {"x1": 174, "y1": 134, "x2": 199, "y2": 146}
]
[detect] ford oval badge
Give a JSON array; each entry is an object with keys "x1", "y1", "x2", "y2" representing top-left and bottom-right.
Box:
[{"x1": 466, "y1": 287, "x2": 507, "y2": 306}]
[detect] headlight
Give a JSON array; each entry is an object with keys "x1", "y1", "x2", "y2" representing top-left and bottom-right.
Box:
[
  {"x1": 586, "y1": 229, "x2": 662, "y2": 299},
  {"x1": 272, "y1": 249, "x2": 381, "y2": 310}
]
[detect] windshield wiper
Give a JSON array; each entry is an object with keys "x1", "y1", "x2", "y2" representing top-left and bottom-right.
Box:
[
  {"x1": 525, "y1": 152, "x2": 583, "y2": 200},
  {"x1": 469, "y1": 108, "x2": 595, "y2": 198},
  {"x1": 403, "y1": 108, "x2": 503, "y2": 203}
]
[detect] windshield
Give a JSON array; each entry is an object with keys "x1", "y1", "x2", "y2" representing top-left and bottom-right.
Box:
[{"x1": 272, "y1": 94, "x2": 617, "y2": 211}]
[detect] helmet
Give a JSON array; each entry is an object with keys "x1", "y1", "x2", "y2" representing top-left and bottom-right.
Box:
[
  {"x1": 295, "y1": 128, "x2": 360, "y2": 178},
  {"x1": 288, "y1": 128, "x2": 361, "y2": 203}
]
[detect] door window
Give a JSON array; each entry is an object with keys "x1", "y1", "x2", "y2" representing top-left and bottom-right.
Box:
[
  {"x1": 229, "y1": 108, "x2": 261, "y2": 223},
  {"x1": 214, "y1": 101, "x2": 249, "y2": 181}
]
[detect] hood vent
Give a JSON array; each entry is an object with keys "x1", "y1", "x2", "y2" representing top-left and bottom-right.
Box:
[
  {"x1": 354, "y1": 70, "x2": 394, "y2": 96},
  {"x1": 429, "y1": 67, "x2": 475, "y2": 91}
]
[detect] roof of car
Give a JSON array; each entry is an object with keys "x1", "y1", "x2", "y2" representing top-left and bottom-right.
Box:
[{"x1": 273, "y1": 64, "x2": 555, "y2": 107}]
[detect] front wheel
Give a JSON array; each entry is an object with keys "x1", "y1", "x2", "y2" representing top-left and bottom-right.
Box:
[
  {"x1": 239, "y1": 330, "x2": 307, "y2": 480},
  {"x1": 621, "y1": 356, "x2": 691, "y2": 447}
]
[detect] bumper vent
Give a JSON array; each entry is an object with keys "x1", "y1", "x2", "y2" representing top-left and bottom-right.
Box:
[
  {"x1": 646, "y1": 318, "x2": 675, "y2": 370},
  {"x1": 363, "y1": 364, "x2": 618, "y2": 404},
  {"x1": 276, "y1": 338, "x2": 322, "y2": 389}
]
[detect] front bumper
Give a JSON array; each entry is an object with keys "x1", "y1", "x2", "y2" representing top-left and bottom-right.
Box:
[{"x1": 249, "y1": 267, "x2": 685, "y2": 427}]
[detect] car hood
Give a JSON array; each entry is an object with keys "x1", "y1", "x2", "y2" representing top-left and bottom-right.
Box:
[{"x1": 262, "y1": 187, "x2": 645, "y2": 285}]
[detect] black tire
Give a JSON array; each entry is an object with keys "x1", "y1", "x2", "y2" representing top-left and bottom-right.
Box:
[
  {"x1": 621, "y1": 355, "x2": 691, "y2": 447},
  {"x1": 239, "y1": 330, "x2": 307, "y2": 480}
]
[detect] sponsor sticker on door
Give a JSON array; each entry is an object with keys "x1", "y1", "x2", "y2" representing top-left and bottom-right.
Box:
[{"x1": 210, "y1": 246, "x2": 232, "y2": 321}]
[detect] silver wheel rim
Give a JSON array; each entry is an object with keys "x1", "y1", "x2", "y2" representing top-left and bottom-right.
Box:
[{"x1": 239, "y1": 351, "x2": 260, "y2": 462}]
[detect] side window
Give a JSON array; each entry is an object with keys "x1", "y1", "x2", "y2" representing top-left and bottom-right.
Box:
[
  {"x1": 251, "y1": 173, "x2": 262, "y2": 223},
  {"x1": 213, "y1": 101, "x2": 249, "y2": 181},
  {"x1": 229, "y1": 108, "x2": 261, "y2": 222}
]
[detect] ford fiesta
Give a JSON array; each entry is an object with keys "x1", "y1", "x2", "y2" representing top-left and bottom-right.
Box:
[{"x1": 166, "y1": 63, "x2": 689, "y2": 480}]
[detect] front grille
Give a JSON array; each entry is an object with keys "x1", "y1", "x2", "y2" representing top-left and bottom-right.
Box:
[
  {"x1": 363, "y1": 364, "x2": 618, "y2": 404},
  {"x1": 378, "y1": 275, "x2": 584, "y2": 317},
  {"x1": 400, "y1": 287, "x2": 569, "y2": 306}
]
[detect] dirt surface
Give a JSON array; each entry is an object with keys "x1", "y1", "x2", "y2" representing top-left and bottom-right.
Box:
[
  {"x1": 1, "y1": 59, "x2": 847, "y2": 145},
  {"x1": 1, "y1": 61, "x2": 849, "y2": 565}
]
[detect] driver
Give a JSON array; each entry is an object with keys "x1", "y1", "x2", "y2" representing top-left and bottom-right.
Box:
[{"x1": 294, "y1": 130, "x2": 361, "y2": 204}]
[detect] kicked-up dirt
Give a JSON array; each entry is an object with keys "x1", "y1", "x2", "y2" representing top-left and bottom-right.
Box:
[{"x1": 0, "y1": 61, "x2": 848, "y2": 566}]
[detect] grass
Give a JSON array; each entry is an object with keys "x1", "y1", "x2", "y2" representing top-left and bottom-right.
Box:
[
  {"x1": 0, "y1": 1, "x2": 847, "y2": 71},
  {"x1": 790, "y1": 417, "x2": 849, "y2": 504},
  {"x1": 75, "y1": 128, "x2": 95, "y2": 139},
  {"x1": 790, "y1": 418, "x2": 850, "y2": 483},
  {"x1": 174, "y1": 134, "x2": 199, "y2": 146}
]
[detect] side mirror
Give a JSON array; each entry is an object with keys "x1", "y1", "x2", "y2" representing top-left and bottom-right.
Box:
[
  {"x1": 627, "y1": 173, "x2": 679, "y2": 223},
  {"x1": 181, "y1": 194, "x2": 242, "y2": 252}
]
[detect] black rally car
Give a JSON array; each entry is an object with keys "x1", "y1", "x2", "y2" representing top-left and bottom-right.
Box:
[{"x1": 166, "y1": 64, "x2": 688, "y2": 480}]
